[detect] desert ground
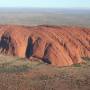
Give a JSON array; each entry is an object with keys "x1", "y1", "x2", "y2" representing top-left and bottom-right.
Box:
[
  {"x1": 0, "y1": 55, "x2": 90, "y2": 90},
  {"x1": 0, "y1": 8, "x2": 90, "y2": 27}
]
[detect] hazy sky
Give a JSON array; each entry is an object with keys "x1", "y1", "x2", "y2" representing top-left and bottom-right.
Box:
[{"x1": 0, "y1": 0, "x2": 90, "y2": 9}]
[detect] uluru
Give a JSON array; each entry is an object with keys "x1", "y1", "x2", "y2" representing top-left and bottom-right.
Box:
[{"x1": 0, "y1": 25, "x2": 90, "y2": 67}]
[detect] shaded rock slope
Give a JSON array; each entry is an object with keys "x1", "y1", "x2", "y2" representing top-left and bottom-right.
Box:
[{"x1": 0, "y1": 25, "x2": 90, "y2": 66}]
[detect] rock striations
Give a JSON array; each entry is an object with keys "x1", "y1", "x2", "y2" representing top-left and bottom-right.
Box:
[{"x1": 0, "y1": 25, "x2": 90, "y2": 66}]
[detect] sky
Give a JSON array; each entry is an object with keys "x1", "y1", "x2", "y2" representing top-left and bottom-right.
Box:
[{"x1": 0, "y1": 0, "x2": 90, "y2": 9}]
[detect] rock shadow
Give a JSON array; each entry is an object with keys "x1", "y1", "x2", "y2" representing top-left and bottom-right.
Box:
[
  {"x1": 25, "y1": 37, "x2": 33, "y2": 58},
  {"x1": 43, "y1": 43, "x2": 52, "y2": 64},
  {"x1": 0, "y1": 32, "x2": 11, "y2": 54}
]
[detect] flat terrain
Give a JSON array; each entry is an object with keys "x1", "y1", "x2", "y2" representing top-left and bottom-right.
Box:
[
  {"x1": 0, "y1": 8, "x2": 90, "y2": 27},
  {"x1": 0, "y1": 55, "x2": 90, "y2": 90}
]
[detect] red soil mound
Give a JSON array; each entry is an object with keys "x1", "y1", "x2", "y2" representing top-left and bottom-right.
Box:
[{"x1": 0, "y1": 25, "x2": 90, "y2": 66}]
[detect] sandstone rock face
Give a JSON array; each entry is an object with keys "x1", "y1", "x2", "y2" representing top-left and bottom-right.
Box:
[{"x1": 0, "y1": 25, "x2": 90, "y2": 66}]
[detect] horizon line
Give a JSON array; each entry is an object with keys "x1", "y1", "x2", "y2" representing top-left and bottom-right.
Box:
[{"x1": 0, "y1": 7, "x2": 90, "y2": 9}]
